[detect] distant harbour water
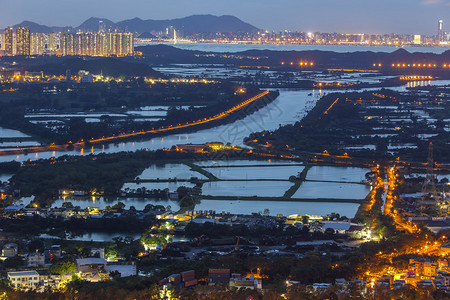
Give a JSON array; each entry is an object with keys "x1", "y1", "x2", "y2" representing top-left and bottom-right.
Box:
[{"x1": 136, "y1": 41, "x2": 450, "y2": 54}]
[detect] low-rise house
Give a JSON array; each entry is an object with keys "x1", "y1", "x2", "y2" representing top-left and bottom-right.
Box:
[
  {"x1": 406, "y1": 273, "x2": 418, "y2": 285},
  {"x1": 322, "y1": 221, "x2": 352, "y2": 234},
  {"x1": 158, "y1": 270, "x2": 197, "y2": 289},
  {"x1": 23, "y1": 208, "x2": 39, "y2": 216},
  {"x1": 3, "y1": 205, "x2": 25, "y2": 217},
  {"x1": 310, "y1": 283, "x2": 332, "y2": 292},
  {"x1": 8, "y1": 270, "x2": 40, "y2": 289},
  {"x1": 408, "y1": 259, "x2": 439, "y2": 279},
  {"x1": 349, "y1": 278, "x2": 367, "y2": 295},
  {"x1": 2, "y1": 243, "x2": 18, "y2": 257},
  {"x1": 4, "y1": 205, "x2": 24, "y2": 212},
  {"x1": 229, "y1": 275, "x2": 262, "y2": 292},
  {"x1": 438, "y1": 258, "x2": 450, "y2": 270},
  {"x1": 174, "y1": 144, "x2": 207, "y2": 152},
  {"x1": 181, "y1": 270, "x2": 197, "y2": 288},
  {"x1": 377, "y1": 275, "x2": 391, "y2": 288},
  {"x1": 76, "y1": 258, "x2": 108, "y2": 281},
  {"x1": 335, "y1": 278, "x2": 348, "y2": 288},
  {"x1": 27, "y1": 252, "x2": 45, "y2": 267},
  {"x1": 418, "y1": 279, "x2": 434, "y2": 288},
  {"x1": 437, "y1": 270, "x2": 450, "y2": 286},
  {"x1": 209, "y1": 269, "x2": 230, "y2": 285},
  {"x1": 91, "y1": 248, "x2": 105, "y2": 259},
  {"x1": 440, "y1": 243, "x2": 450, "y2": 256},
  {"x1": 393, "y1": 280, "x2": 406, "y2": 289},
  {"x1": 45, "y1": 245, "x2": 61, "y2": 262}
]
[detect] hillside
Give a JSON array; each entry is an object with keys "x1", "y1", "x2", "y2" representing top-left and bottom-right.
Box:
[{"x1": 9, "y1": 15, "x2": 259, "y2": 34}]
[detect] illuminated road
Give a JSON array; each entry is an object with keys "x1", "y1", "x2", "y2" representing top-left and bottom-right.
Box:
[
  {"x1": 353, "y1": 164, "x2": 385, "y2": 228},
  {"x1": 84, "y1": 90, "x2": 270, "y2": 145},
  {"x1": 384, "y1": 165, "x2": 419, "y2": 234},
  {"x1": 323, "y1": 98, "x2": 340, "y2": 115}
]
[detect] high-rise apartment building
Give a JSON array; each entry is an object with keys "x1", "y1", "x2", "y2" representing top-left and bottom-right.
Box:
[
  {"x1": 59, "y1": 32, "x2": 133, "y2": 56},
  {"x1": 47, "y1": 33, "x2": 59, "y2": 52},
  {"x1": 59, "y1": 33, "x2": 75, "y2": 56},
  {"x1": 16, "y1": 26, "x2": 31, "y2": 55},
  {"x1": 4, "y1": 27, "x2": 14, "y2": 56},
  {"x1": 99, "y1": 21, "x2": 106, "y2": 33},
  {"x1": 414, "y1": 35, "x2": 421, "y2": 45},
  {"x1": 1, "y1": 26, "x2": 133, "y2": 57},
  {"x1": 31, "y1": 33, "x2": 45, "y2": 55}
]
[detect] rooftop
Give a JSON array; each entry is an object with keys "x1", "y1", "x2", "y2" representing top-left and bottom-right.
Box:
[
  {"x1": 76, "y1": 258, "x2": 107, "y2": 265},
  {"x1": 8, "y1": 271, "x2": 39, "y2": 277}
]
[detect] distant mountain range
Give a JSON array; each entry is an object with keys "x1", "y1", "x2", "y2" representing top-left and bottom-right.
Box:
[{"x1": 9, "y1": 15, "x2": 259, "y2": 34}]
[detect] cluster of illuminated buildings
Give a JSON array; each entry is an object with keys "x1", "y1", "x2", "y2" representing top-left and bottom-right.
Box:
[
  {"x1": 137, "y1": 20, "x2": 450, "y2": 47},
  {"x1": 137, "y1": 30, "x2": 444, "y2": 47},
  {"x1": 370, "y1": 256, "x2": 450, "y2": 292},
  {"x1": 0, "y1": 26, "x2": 134, "y2": 57}
]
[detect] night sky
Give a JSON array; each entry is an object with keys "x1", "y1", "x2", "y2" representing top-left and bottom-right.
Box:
[{"x1": 2, "y1": 0, "x2": 450, "y2": 34}]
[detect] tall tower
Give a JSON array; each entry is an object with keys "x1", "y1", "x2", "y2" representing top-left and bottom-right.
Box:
[{"x1": 438, "y1": 20, "x2": 444, "y2": 43}]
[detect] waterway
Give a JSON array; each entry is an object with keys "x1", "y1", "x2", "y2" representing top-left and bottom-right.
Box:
[
  {"x1": 0, "y1": 173, "x2": 13, "y2": 182},
  {"x1": 202, "y1": 181, "x2": 294, "y2": 197},
  {"x1": 47, "y1": 160, "x2": 370, "y2": 217},
  {"x1": 0, "y1": 87, "x2": 381, "y2": 218},
  {"x1": 51, "y1": 197, "x2": 180, "y2": 211},
  {"x1": 0, "y1": 89, "x2": 320, "y2": 162},
  {"x1": 39, "y1": 232, "x2": 142, "y2": 242},
  {"x1": 39, "y1": 232, "x2": 189, "y2": 243},
  {"x1": 138, "y1": 42, "x2": 450, "y2": 54},
  {"x1": 195, "y1": 199, "x2": 359, "y2": 218},
  {"x1": 2, "y1": 78, "x2": 449, "y2": 163},
  {"x1": 0, "y1": 127, "x2": 30, "y2": 138},
  {"x1": 204, "y1": 165, "x2": 305, "y2": 180},
  {"x1": 50, "y1": 193, "x2": 361, "y2": 218},
  {"x1": 135, "y1": 163, "x2": 208, "y2": 180}
]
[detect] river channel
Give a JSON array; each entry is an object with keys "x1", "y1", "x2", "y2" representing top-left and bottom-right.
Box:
[{"x1": 0, "y1": 89, "x2": 321, "y2": 162}]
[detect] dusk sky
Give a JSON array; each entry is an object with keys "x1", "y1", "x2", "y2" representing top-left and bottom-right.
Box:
[{"x1": 2, "y1": 0, "x2": 450, "y2": 34}]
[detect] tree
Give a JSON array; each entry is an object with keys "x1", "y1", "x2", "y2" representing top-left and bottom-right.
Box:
[
  {"x1": 263, "y1": 208, "x2": 270, "y2": 216},
  {"x1": 109, "y1": 270, "x2": 121, "y2": 279},
  {"x1": 302, "y1": 215, "x2": 310, "y2": 224},
  {"x1": 140, "y1": 232, "x2": 170, "y2": 250},
  {"x1": 28, "y1": 238, "x2": 44, "y2": 252},
  {"x1": 180, "y1": 195, "x2": 196, "y2": 208},
  {"x1": 112, "y1": 202, "x2": 126, "y2": 211},
  {"x1": 49, "y1": 260, "x2": 76, "y2": 275},
  {"x1": 4, "y1": 256, "x2": 24, "y2": 269},
  {"x1": 62, "y1": 202, "x2": 74, "y2": 209}
]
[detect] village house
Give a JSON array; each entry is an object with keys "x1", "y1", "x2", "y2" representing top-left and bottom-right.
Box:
[{"x1": 8, "y1": 270, "x2": 40, "y2": 289}]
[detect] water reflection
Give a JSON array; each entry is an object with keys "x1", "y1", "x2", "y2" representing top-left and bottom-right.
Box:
[
  {"x1": 51, "y1": 197, "x2": 180, "y2": 211},
  {"x1": 195, "y1": 199, "x2": 359, "y2": 218},
  {"x1": 0, "y1": 90, "x2": 317, "y2": 162},
  {"x1": 39, "y1": 232, "x2": 141, "y2": 242}
]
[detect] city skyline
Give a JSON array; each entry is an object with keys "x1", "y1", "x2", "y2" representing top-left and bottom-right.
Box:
[{"x1": 2, "y1": 0, "x2": 450, "y2": 35}]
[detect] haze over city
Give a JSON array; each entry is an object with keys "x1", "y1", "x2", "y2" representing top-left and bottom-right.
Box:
[{"x1": 2, "y1": 0, "x2": 450, "y2": 34}]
